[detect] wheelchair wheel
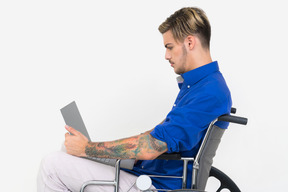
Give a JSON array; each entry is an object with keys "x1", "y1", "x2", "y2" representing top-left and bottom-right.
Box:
[{"x1": 207, "y1": 166, "x2": 241, "y2": 192}]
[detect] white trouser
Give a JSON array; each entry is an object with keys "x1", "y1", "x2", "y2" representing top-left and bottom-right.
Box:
[{"x1": 37, "y1": 151, "x2": 154, "y2": 192}]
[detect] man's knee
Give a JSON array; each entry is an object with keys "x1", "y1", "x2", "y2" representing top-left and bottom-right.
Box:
[{"x1": 40, "y1": 151, "x2": 68, "y2": 175}]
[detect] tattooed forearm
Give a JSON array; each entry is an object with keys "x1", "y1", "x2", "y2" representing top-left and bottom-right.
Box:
[
  {"x1": 84, "y1": 133, "x2": 167, "y2": 160},
  {"x1": 85, "y1": 142, "x2": 137, "y2": 159}
]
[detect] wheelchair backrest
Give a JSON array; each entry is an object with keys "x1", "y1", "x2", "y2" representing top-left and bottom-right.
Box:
[{"x1": 195, "y1": 125, "x2": 225, "y2": 190}]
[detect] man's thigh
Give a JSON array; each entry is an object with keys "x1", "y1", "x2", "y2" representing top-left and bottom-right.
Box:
[{"x1": 39, "y1": 151, "x2": 142, "y2": 192}]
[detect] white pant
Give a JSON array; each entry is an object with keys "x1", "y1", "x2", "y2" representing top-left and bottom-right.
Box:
[{"x1": 37, "y1": 151, "x2": 154, "y2": 192}]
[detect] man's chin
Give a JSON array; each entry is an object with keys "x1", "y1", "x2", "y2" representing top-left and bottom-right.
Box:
[
  {"x1": 174, "y1": 72, "x2": 181, "y2": 75},
  {"x1": 174, "y1": 68, "x2": 183, "y2": 75}
]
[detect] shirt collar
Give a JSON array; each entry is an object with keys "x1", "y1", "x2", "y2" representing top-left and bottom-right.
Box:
[{"x1": 177, "y1": 61, "x2": 219, "y2": 88}]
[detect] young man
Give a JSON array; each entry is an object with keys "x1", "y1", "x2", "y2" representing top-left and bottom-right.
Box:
[{"x1": 38, "y1": 7, "x2": 232, "y2": 191}]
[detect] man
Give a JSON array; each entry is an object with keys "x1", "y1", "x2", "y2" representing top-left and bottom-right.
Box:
[{"x1": 38, "y1": 7, "x2": 232, "y2": 191}]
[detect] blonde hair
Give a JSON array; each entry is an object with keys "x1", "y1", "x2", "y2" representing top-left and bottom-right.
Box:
[{"x1": 158, "y1": 7, "x2": 211, "y2": 49}]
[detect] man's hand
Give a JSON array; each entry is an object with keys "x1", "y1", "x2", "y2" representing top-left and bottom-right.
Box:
[{"x1": 64, "y1": 125, "x2": 89, "y2": 157}]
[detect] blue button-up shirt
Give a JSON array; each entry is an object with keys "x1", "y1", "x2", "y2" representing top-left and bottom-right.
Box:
[{"x1": 125, "y1": 61, "x2": 232, "y2": 190}]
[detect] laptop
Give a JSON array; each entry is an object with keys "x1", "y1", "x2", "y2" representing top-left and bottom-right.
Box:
[{"x1": 60, "y1": 101, "x2": 135, "y2": 170}]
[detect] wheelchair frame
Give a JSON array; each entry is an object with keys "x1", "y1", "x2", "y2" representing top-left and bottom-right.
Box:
[{"x1": 80, "y1": 108, "x2": 247, "y2": 192}]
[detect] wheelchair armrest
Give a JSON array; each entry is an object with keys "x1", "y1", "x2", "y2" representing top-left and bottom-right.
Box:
[{"x1": 156, "y1": 153, "x2": 182, "y2": 160}]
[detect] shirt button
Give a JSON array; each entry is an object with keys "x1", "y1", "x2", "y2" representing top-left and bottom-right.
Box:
[
  {"x1": 187, "y1": 85, "x2": 190, "y2": 88},
  {"x1": 173, "y1": 104, "x2": 176, "y2": 107},
  {"x1": 142, "y1": 166, "x2": 144, "y2": 169}
]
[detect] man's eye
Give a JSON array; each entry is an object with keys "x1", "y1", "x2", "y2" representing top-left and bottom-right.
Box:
[{"x1": 167, "y1": 47, "x2": 173, "y2": 50}]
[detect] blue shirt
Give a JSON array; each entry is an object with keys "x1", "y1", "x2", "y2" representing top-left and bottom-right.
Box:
[{"x1": 125, "y1": 61, "x2": 232, "y2": 190}]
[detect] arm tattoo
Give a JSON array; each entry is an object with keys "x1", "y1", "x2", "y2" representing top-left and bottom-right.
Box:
[
  {"x1": 84, "y1": 133, "x2": 167, "y2": 159},
  {"x1": 85, "y1": 142, "x2": 137, "y2": 159},
  {"x1": 148, "y1": 134, "x2": 167, "y2": 153}
]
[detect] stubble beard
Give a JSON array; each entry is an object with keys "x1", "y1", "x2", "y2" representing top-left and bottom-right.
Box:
[{"x1": 174, "y1": 45, "x2": 188, "y2": 75}]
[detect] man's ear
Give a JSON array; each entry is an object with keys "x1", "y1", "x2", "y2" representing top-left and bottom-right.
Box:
[{"x1": 185, "y1": 35, "x2": 196, "y2": 50}]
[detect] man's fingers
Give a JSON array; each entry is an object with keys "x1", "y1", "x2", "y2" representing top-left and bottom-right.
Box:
[{"x1": 65, "y1": 125, "x2": 80, "y2": 136}]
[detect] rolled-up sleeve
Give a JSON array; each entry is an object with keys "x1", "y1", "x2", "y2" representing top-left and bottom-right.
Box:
[{"x1": 150, "y1": 93, "x2": 229, "y2": 154}]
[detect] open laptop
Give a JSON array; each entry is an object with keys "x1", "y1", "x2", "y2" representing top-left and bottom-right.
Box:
[{"x1": 60, "y1": 101, "x2": 135, "y2": 170}]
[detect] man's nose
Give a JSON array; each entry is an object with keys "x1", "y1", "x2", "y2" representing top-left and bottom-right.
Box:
[{"x1": 165, "y1": 50, "x2": 171, "y2": 60}]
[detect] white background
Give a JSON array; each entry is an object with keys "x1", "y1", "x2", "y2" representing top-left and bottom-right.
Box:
[{"x1": 1, "y1": 0, "x2": 287, "y2": 191}]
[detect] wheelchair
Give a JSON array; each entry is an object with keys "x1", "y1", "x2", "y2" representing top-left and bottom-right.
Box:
[{"x1": 80, "y1": 108, "x2": 248, "y2": 192}]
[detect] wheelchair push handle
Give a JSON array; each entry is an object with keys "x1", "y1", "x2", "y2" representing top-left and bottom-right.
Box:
[
  {"x1": 216, "y1": 107, "x2": 248, "y2": 125},
  {"x1": 218, "y1": 114, "x2": 248, "y2": 125}
]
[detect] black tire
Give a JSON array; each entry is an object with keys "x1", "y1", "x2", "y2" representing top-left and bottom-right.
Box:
[{"x1": 208, "y1": 166, "x2": 241, "y2": 192}]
